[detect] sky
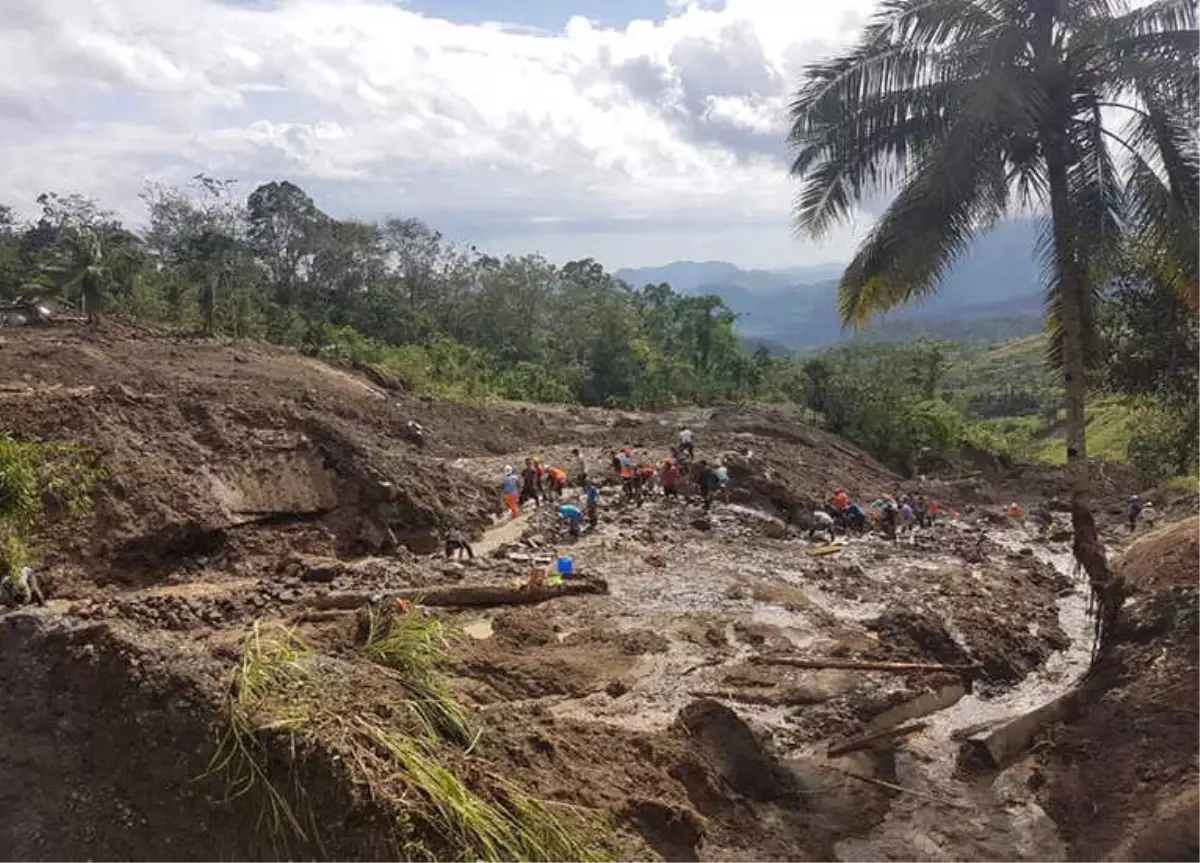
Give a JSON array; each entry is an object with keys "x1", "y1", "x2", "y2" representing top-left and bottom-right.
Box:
[{"x1": 0, "y1": 0, "x2": 882, "y2": 269}]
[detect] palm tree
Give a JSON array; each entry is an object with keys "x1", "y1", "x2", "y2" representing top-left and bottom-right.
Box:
[
  {"x1": 788, "y1": 0, "x2": 1197, "y2": 651},
  {"x1": 49, "y1": 224, "x2": 143, "y2": 323}
]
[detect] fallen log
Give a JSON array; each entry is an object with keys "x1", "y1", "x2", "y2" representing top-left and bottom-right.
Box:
[
  {"x1": 750, "y1": 656, "x2": 981, "y2": 674},
  {"x1": 688, "y1": 688, "x2": 780, "y2": 706},
  {"x1": 303, "y1": 577, "x2": 608, "y2": 611},
  {"x1": 963, "y1": 689, "x2": 1080, "y2": 770},
  {"x1": 827, "y1": 721, "x2": 929, "y2": 758},
  {"x1": 824, "y1": 766, "x2": 971, "y2": 810}
]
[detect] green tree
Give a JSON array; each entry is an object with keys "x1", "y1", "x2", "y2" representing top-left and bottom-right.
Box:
[
  {"x1": 1097, "y1": 256, "x2": 1198, "y2": 475},
  {"x1": 246, "y1": 180, "x2": 325, "y2": 310},
  {"x1": 35, "y1": 194, "x2": 144, "y2": 323},
  {"x1": 788, "y1": 0, "x2": 1198, "y2": 647}
]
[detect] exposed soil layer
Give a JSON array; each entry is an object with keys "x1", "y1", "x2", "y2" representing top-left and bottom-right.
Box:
[
  {"x1": 1036, "y1": 517, "x2": 1199, "y2": 863},
  {"x1": 0, "y1": 324, "x2": 1185, "y2": 862}
]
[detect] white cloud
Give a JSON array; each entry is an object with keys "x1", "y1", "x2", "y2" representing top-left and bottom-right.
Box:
[{"x1": 0, "y1": 0, "x2": 877, "y2": 267}]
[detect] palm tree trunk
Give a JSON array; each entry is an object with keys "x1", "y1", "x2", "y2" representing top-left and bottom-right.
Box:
[{"x1": 1046, "y1": 147, "x2": 1120, "y2": 657}]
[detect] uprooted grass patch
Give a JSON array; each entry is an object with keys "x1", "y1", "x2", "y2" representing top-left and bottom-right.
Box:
[
  {"x1": 362, "y1": 604, "x2": 476, "y2": 747},
  {"x1": 207, "y1": 617, "x2": 614, "y2": 861}
]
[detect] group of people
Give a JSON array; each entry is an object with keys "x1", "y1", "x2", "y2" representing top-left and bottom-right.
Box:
[
  {"x1": 500, "y1": 452, "x2": 590, "y2": 519},
  {"x1": 612, "y1": 430, "x2": 729, "y2": 510},
  {"x1": 494, "y1": 428, "x2": 734, "y2": 545},
  {"x1": 811, "y1": 488, "x2": 943, "y2": 541}
]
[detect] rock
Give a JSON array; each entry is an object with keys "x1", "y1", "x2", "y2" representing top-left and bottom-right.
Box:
[
  {"x1": 645, "y1": 552, "x2": 666, "y2": 568},
  {"x1": 300, "y1": 562, "x2": 342, "y2": 583},
  {"x1": 606, "y1": 680, "x2": 630, "y2": 698},
  {"x1": 673, "y1": 699, "x2": 802, "y2": 802},
  {"x1": 393, "y1": 530, "x2": 440, "y2": 556}
]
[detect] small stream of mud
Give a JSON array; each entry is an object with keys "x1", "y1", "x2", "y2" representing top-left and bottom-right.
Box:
[{"x1": 833, "y1": 538, "x2": 1093, "y2": 862}]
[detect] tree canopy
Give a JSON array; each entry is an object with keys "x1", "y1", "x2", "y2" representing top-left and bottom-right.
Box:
[
  {"x1": 787, "y1": 0, "x2": 1198, "y2": 652},
  {"x1": 0, "y1": 178, "x2": 801, "y2": 410}
]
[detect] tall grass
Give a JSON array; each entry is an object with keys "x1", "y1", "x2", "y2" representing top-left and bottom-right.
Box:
[
  {"x1": 363, "y1": 606, "x2": 476, "y2": 747},
  {"x1": 355, "y1": 718, "x2": 613, "y2": 863},
  {"x1": 206, "y1": 617, "x2": 615, "y2": 862},
  {"x1": 205, "y1": 622, "x2": 314, "y2": 843}
]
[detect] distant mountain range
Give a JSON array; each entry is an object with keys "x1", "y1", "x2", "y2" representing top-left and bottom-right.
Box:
[{"x1": 615, "y1": 220, "x2": 1046, "y2": 351}]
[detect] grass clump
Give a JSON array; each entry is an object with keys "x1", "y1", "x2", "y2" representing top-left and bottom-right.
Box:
[
  {"x1": 0, "y1": 437, "x2": 103, "y2": 576},
  {"x1": 208, "y1": 616, "x2": 616, "y2": 862},
  {"x1": 354, "y1": 718, "x2": 613, "y2": 863},
  {"x1": 206, "y1": 622, "x2": 315, "y2": 842},
  {"x1": 363, "y1": 606, "x2": 476, "y2": 747}
]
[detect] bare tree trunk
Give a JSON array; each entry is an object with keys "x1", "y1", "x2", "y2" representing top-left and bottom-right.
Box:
[{"x1": 1046, "y1": 147, "x2": 1120, "y2": 658}]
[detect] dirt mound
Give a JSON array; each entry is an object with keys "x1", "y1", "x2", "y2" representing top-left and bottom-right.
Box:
[
  {"x1": 1115, "y1": 516, "x2": 1199, "y2": 595},
  {"x1": 1036, "y1": 517, "x2": 1199, "y2": 861},
  {"x1": 0, "y1": 327, "x2": 509, "y2": 592}
]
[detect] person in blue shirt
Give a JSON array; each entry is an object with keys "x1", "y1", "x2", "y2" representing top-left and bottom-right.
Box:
[
  {"x1": 585, "y1": 483, "x2": 600, "y2": 528},
  {"x1": 558, "y1": 503, "x2": 583, "y2": 537},
  {"x1": 844, "y1": 502, "x2": 867, "y2": 534}
]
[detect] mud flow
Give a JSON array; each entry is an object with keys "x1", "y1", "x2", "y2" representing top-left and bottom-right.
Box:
[{"x1": 0, "y1": 326, "x2": 1193, "y2": 862}]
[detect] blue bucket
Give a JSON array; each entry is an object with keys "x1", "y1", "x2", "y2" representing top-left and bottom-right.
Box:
[{"x1": 556, "y1": 557, "x2": 574, "y2": 576}]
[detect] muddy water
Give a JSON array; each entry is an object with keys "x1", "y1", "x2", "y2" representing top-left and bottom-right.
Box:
[
  {"x1": 459, "y1": 481, "x2": 1094, "y2": 860},
  {"x1": 834, "y1": 538, "x2": 1093, "y2": 862}
]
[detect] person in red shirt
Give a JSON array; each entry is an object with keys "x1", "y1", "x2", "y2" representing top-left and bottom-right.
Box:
[
  {"x1": 636, "y1": 464, "x2": 656, "y2": 506},
  {"x1": 661, "y1": 458, "x2": 680, "y2": 499}
]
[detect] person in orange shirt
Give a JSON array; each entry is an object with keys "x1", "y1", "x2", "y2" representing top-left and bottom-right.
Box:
[{"x1": 547, "y1": 466, "x2": 567, "y2": 500}]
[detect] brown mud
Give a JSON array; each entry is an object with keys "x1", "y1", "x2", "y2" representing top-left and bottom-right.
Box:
[{"x1": 0, "y1": 323, "x2": 1191, "y2": 861}]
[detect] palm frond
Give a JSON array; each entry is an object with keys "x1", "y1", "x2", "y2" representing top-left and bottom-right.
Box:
[
  {"x1": 1069, "y1": 104, "x2": 1125, "y2": 283},
  {"x1": 1107, "y1": 87, "x2": 1199, "y2": 309},
  {"x1": 837, "y1": 118, "x2": 1008, "y2": 326}
]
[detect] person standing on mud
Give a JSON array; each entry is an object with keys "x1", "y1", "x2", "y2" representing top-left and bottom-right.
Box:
[
  {"x1": 661, "y1": 457, "x2": 680, "y2": 501},
  {"x1": 635, "y1": 464, "x2": 657, "y2": 506},
  {"x1": 501, "y1": 466, "x2": 520, "y2": 519},
  {"x1": 678, "y1": 427, "x2": 695, "y2": 461},
  {"x1": 618, "y1": 448, "x2": 636, "y2": 501},
  {"x1": 520, "y1": 458, "x2": 542, "y2": 509},
  {"x1": 572, "y1": 448, "x2": 588, "y2": 488},
  {"x1": 585, "y1": 482, "x2": 600, "y2": 528},
  {"x1": 1127, "y1": 496, "x2": 1142, "y2": 532},
  {"x1": 1140, "y1": 499, "x2": 1156, "y2": 530},
  {"x1": 914, "y1": 493, "x2": 929, "y2": 528},
  {"x1": 547, "y1": 466, "x2": 567, "y2": 501},
  {"x1": 696, "y1": 460, "x2": 718, "y2": 511}
]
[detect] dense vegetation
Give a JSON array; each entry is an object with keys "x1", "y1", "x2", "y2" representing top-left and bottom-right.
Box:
[
  {"x1": 0, "y1": 178, "x2": 1193, "y2": 484},
  {"x1": 0, "y1": 182, "x2": 798, "y2": 407}
]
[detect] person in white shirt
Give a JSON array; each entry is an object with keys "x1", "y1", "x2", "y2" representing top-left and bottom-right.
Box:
[{"x1": 678, "y1": 428, "x2": 695, "y2": 460}]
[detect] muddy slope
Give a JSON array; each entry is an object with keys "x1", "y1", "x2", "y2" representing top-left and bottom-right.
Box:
[
  {"x1": 0, "y1": 325, "x2": 1169, "y2": 862},
  {"x1": 1036, "y1": 516, "x2": 1199, "y2": 863}
]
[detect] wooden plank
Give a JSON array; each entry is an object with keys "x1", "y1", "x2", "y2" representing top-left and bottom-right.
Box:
[
  {"x1": 750, "y1": 655, "x2": 981, "y2": 674},
  {"x1": 304, "y1": 578, "x2": 608, "y2": 611},
  {"x1": 827, "y1": 721, "x2": 929, "y2": 758}
]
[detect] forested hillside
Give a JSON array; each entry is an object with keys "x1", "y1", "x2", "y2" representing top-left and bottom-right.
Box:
[
  {"x1": 0, "y1": 178, "x2": 1193, "y2": 481},
  {"x1": 0, "y1": 180, "x2": 799, "y2": 407}
]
